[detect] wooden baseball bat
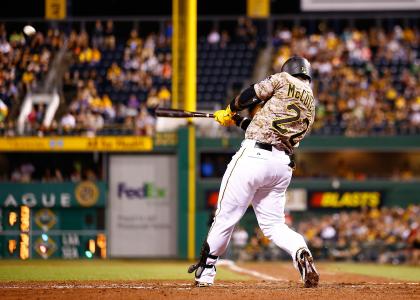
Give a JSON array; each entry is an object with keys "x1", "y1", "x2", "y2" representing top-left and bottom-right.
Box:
[{"x1": 155, "y1": 107, "x2": 214, "y2": 118}]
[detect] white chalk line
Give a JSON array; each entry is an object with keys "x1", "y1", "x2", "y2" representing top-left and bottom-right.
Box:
[
  {"x1": 217, "y1": 259, "x2": 285, "y2": 281},
  {"x1": 216, "y1": 260, "x2": 420, "y2": 287}
]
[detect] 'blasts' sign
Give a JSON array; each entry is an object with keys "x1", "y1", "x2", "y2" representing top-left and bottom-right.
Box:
[{"x1": 309, "y1": 191, "x2": 382, "y2": 209}]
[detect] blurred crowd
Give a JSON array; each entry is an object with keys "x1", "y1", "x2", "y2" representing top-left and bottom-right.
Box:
[
  {"x1": 292, "y1": 159, "x2": 418, "y2": 181},
  {"x1": 272, "y1": 25, "x2": 420, "y2": 136},
  {"x1": 229, "y1": 205, "x2": 420, "y2": 265},
  {"x1": 0, "y1": 20, "x2": 419, "y2": 137},
  {"x1": 206, "y1": 16, "x2": 257, "y2": 48},
  {"x1": 0, "y1": 24, "x2": 61, "y2": 134},
  {"x1": 0, "y1": 161, "x2": 99, "y2": 182},
  {"x1": 61, "y1": 20, "x2": 173, "y2": 136},
  {"x1": 0, "y1": 21, "x2": 171, "y2": 136}
]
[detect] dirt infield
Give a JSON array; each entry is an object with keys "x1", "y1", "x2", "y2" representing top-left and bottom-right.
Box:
[{"x1": 1, "y1": 263, "x2": 419, "y2": 300}]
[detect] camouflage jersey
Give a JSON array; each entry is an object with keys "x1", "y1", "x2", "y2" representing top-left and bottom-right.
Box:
[{"x1": 245, "y1": 72, "x2": 316, "y2": 154}]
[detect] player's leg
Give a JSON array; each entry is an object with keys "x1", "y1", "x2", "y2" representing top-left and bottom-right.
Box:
[
  {"x1": 252, "y1": 186, "x2": 308, "y2": 257},
  {"x1": 190, "y1": 146, "x2": 256, "y2": 286},
  {"x1": 190, "y1": 200, "x2": 250, "y2": 286},
  {"x1": 252, "y1": 164, "x2": 319, "y2": 287}
]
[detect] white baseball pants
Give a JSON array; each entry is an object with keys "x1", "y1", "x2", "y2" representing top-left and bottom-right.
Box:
[{"x1": 207, "y1": 139, "x2": 308, "y2": 261}]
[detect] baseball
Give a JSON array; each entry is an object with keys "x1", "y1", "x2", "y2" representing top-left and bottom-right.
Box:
[{"x1": 23, "y1": 25, "x2": 36, "y2": 36}]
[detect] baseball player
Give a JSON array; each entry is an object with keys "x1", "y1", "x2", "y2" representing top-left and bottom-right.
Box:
[{"x1": 188, "y1": 56, "x2": 319, "y2": 288}]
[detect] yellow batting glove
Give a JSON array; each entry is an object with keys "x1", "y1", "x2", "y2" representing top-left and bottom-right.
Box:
[{"x1": 214, "y1": 105, "x2": 235, "y2": 126}]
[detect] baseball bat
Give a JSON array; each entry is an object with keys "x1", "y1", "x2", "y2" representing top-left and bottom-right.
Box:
[{"x1": 155, "y1": 107, "x2": 214, "y2": 118}]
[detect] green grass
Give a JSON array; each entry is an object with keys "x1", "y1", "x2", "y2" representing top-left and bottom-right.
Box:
[
  {"x1": 0, "y1": 260, "x2": 249, "y2": 281},
  {"x1": 1, "y1": 260, "x2": 418, "y2": 282},
  {"x1": 325, "y1": 263, "x2": 420, "y2": 281}
]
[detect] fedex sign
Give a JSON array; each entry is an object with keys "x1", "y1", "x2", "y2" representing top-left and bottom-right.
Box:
[{"x1": 117, "y1": 182, "x2": 166, "y2": 200}]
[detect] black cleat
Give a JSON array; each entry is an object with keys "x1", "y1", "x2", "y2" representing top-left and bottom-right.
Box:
[
  {"x1": 188, "y1": 263, "x2": 199, "y2": 273},
  {"x1": 296, "y1": 248, "x2": 320, "y2": 288}
]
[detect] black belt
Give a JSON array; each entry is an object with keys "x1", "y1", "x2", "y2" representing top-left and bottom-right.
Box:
[
  {"x1": 254, "y1": 142, "x2": 272, "y2": 151},
  {"x1": 254, "y1": 142, "x2": 295, "y2": 169}
]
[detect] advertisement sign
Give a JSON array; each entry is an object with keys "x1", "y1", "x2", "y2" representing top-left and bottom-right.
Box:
[
  {"x1": 308, "y1": 191, "x2": 382, "y2": 209},
  {"x1": 301, "y1": 0, "x2": 420, "y2": 11},
  {"x1": 247, "y1": 0, "x2": 270, "y2": 18},
  {"x1": 285, "y1": 189, "x2": 307, "y2": 211},
  {"x1": 109, "y1": 155, "x2": 178, "y2": 257},
  {"x1": 0, "y1": 181, "x2": 106, "y2": 208},
  {"x1": 45, "y1": 0, "x2": 66, "y2": 20},
  {"x1": 0, "y1": 136, "x2": 153, "y2": 152}
]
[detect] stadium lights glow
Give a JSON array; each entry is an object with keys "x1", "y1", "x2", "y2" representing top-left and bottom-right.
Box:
[
  {"x1": 41, "y1": 234, "x2": 49, "y2": 242},
  {"x1": 40, "y1": 245, "x2": 47, "y2": 254}
]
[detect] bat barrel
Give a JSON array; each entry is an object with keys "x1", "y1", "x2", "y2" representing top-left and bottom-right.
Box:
[{"x1": 155, "y1": 108, "x2": 214, "y2": 119}]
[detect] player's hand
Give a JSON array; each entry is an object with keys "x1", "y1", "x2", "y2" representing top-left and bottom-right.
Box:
[{"x1": 214, "y1": 105, "x2": 235, "y2": 126}]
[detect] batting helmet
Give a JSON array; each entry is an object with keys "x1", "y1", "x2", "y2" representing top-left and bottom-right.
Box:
[{"x1": 281, "y1": 56, "x2": 312, "y2": 82}]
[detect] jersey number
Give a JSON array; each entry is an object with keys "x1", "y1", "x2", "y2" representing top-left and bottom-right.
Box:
[{"x1": 272, "y1": 103, "x2": 309, "y2": 146}]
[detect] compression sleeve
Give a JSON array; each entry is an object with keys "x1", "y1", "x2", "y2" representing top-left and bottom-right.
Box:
[{"x1": 229, "y1": 85, "x2": 263, "y2": 112}]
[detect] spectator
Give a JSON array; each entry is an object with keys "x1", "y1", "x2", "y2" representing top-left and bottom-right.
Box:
[
  {"x1": 134, "y1": 105, "x2": 155, "y2": 136},
  {"x1": 60, "y1": 110, "x2": 76, "y2": 133},
  {"x1": 104, "y1": 20, "x2": 116, "y2": 50},
  {"x1": 207, "y1": 28, "x2": 220, "y2": 44},
  {"x1": 220, "y1": 30, "x2": 230, "y2": 48},
  {"x1": 10, "y1": 168, "x2": 22, "y2": 182},
  {"x1": 0, "y1": 99, "x2": 8, "y2": 122},
  {"x1": 92, "y1": 20, "x2": 104, "y2": 47},
  {"x1": 232, "y1": 226, "x2": 249, "y2": 261},
  {"x1": 146, "y1": 88, "x2": 160, "y2": 108},
  {"x1": 107, "y1": 62, "x2": 123, "y2": 83},
  {"x1": 85, "y1": 168, "x2": 98, "y2": 181},
  {"x1": 0, "y1": 37, "x2": 11, "y2": 53},
  {"x1": 20, "y1": 162, "x2": 35, "y2": 182},
  {"x1": 157, "y1": 86, "x2": 171, "y2": 106},
  {"x1": 409, "y1": 229, "x2": 420, "y2": 265},
  {"x1": 244, "y1": 237, "x2": 262, "y2": 261},
  {"x1": 127, "y1": 94, "x2": 140, "y2": 113},
  {"x1": 101, "y1": 94, "x2": 115, "y2": 119},
  {"x1": 84, "y1": 109, "x2": 104, "y2": 136},
  {"x1": 127, "y1": 29, "x2": 142, "y2": 51}
]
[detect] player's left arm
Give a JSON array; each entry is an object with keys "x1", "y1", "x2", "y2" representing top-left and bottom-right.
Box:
[
  {"x1": 229, "y1": 73, "x2": 282, "y2": 112},
  {"x1": 214, "y1": 75, "x2": 280, "y2": 126},
  {"x1": 214, "y1": 85, "x2": 263, "y2": 126},
  {"x1": 229, "y1": 85, "x2": 263, "y2": 112}
]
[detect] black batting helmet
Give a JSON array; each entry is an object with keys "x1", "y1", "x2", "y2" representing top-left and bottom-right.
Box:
[{"x1": 281, "y1": 56, "x2": 312, "y2": 82}]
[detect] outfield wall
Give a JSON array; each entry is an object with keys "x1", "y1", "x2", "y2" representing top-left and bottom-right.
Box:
[{"x1": 0, "y1": 128, "x2": 419, "y2": 259}]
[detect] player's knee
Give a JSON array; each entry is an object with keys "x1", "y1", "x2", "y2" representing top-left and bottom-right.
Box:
[{"x1": 258, "y1": 222, "x2": 277, "y2": 238}]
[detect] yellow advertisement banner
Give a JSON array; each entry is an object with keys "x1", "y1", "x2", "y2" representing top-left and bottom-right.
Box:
[
  {"x1": 45, "y1": 0, "x2": 67, "y2": 20},
  {"x1": 0, "y1": 136, "x2": 153, "y2": 152},
  {"x1": 247, "y1": 0, "x2": 270, "y2": 18},
  {"x1": 309, "y1": 191, "x2": 382, "y2": 209}
]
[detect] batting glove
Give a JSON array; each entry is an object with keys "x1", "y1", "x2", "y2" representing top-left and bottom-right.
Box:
[{"x1": 214, "y1": 105, "x2": 235, "y2": 126}]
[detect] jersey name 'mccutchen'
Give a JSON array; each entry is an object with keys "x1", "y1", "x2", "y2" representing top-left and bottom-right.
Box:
[{"x1": 245, "y1": 72, "x2": 316, "y2": 153}]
